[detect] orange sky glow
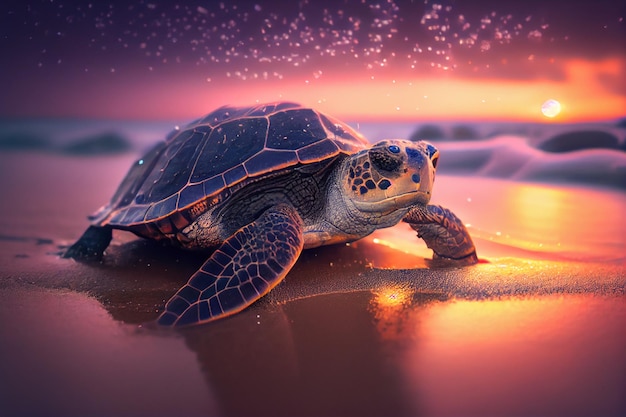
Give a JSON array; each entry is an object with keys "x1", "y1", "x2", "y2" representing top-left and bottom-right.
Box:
[
  {"x1": 2, "y1": 1, "x2": 624, "y2": 124},
  {"x1": 215, "y1": 57, "x2": 626, "y2": 122},
  {"x1": 20, "y1": 56, "x2": 622, "y2": 123}
]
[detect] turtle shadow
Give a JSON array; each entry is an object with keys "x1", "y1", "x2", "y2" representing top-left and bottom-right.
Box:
[
  {"x1": 51, "y1": 238, "x2": 207, "y2": 324},
  {"x1": 61, "y1": 237, "x2": 379, "y2": 325},
  {"x1": 54, "y1": 236, "x2": 458, "y2": 415},
  {"x1": 58, "y1": 235, "x2": 464, "y2": 326}
]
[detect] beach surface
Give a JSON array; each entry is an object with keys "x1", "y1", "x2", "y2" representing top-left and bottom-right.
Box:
[{"x1": 1, "y1": 132, "x2": 625, "y2": 416}]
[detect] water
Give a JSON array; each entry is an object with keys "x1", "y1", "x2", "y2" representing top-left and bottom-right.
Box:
[{"x1": 1, "y1": 116, "x2": 624, "y2": 188}]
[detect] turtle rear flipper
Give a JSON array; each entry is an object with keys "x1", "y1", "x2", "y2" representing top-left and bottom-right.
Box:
[
  {"x1": 63, "y1": 225, "x2": 113, "y2": 261},
  {"x1": 404, "y1": 204, "x2": 477, "y2": 263},
  {"x1": 158, "y1": 204, "x2": 304, "y2": 327}
]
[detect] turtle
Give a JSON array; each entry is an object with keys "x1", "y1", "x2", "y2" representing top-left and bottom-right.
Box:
[{"x1": 64, "y1": 101, "x2": 477, "y2": 326}]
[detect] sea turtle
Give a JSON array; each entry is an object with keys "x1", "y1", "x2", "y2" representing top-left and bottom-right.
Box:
[{"x1": 64, "y1": 102, "x2": 477, "y2": 326}]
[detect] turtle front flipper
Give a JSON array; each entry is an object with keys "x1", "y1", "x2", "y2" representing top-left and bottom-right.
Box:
[
  {"x1": 63, "y1": 225, "x2": 113, "y2": 261},
  {"x1": 403, "y1": 205, "x2": 478, "y2": 264},
  {"x1": 158, "y1": 204, "x2": 304, "y2": 326}
]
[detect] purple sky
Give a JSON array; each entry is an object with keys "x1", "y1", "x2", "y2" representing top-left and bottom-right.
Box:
[{"x1": 1, "y1": 0, "x2": 624, "y2": 120}]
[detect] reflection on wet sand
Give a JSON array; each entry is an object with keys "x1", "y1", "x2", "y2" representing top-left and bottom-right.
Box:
[
  {"x1": 401, "y1": 296, "x2": 626, "y2": 416},
  {"x1": 369, "y1": 284, "x2": 435, "y2": 342},
  {"x1": 173, "y1": 286, "x2": 625, "y2": 417},
  {"x1": 1, "y1": 231, "x2": 624, "y2": 417},
  {"x1": 0, "y1": 287, "x2": 218, "y2": 417},
  {"x1": 178, "y1": 288, "x2": 436, "y2": 417},
  {"x1": 429, "y1": 177, "x2": 626, "y2": 263},
  {"x1": 1, "y1": 152, "x2": 625, "y2": 417}
]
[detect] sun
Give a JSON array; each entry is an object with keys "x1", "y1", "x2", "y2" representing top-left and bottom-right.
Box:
[{"x1": 541, "y1": 99, "x2": 562, "y2": 118}]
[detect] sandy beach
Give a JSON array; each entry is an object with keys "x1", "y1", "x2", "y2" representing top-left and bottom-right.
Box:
[
  {"x1": 0, "y1": 145, "x2": 624, "y2": 417},
  {"x1": 2, "y1": 0, "x2": 625, "y2": 414}
]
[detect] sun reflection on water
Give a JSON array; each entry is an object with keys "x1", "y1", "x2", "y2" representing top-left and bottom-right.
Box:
[
  {"x1": 496, "y1": 183, "x2": 625, "y2": 260},
  {"x1": 373, "y1": 286, "x2": 414, "y2": 309},
  {"x1": 368, "y1": 285, "x2": 438, "y2": 342},
  {"x1": 396, "y1": 295, "x2": 626, "y2": 416},
  {"x1": 430, "y1": 176, "x2": 626, "y2": 262}
]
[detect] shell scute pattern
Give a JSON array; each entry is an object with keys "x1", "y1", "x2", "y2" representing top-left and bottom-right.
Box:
[
  {"x1": 100, "y1": 102, "x2": 368, "y2": 230},
  {"x1": 266, "y1": 109, "x2": 327, "y2": 150},
  {"x1": 145, "y1": 193, "x2": 179, "y2": 222},
  {"x1": 320, "y1": 114, "x2": 360, "y2": 142},
  {"x1": 202, "y1": 175, "x2": 227, "y2": 199},
  {"x1": 132, "y1": 130, "x2": 194, "y2": 207},
  {"x1": 190, "y1": 117, "x2": 268, "y2": 183},
  {"x1": 147, "y1": 130, "x2": 206, "y2": 203},
  {"x1": 178, "y1": 183, "x2": 205, "y2": 210},
  {"x1": 198, "y1": 107, "x2": 248, "y2": 126},
  {"x1": 296, "y1": 138, "x2": 341, "y2": 163},
  {"x1": 244, "y1": 150, "x2": 300, "y2": 176},
  {"x1": 222, "y1": 164, "x2": 249, "y2": 187}
]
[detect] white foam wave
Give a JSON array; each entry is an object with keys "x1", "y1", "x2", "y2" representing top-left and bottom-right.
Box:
[{"x1": 436, "y1": 136, "x2": 626, "y2": 189}]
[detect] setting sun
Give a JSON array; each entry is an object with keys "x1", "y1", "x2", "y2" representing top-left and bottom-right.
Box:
[
  {"x1": 2, "y1": 2, "x2": 623, "y2": 123},
  {"x1": 541, "y1": 99, "x2": 562, "y2": 118}
]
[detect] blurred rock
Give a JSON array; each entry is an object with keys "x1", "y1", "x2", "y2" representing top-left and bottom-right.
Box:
[
  {"x1": 537, "y1": 130, "x2": 620, "y2": 153},
  {"x1": 435, "y1": 147, "x2": 492, "y2": 173},
  {"x1": 486, "y1": 126, "x2": 531, "y2": 139},
  {"x1": 0, "y1": 133, "x2": 52, "y2": 151},
  {"x1": 451, "y1": 125, "x2": 478, "y2": 140},
  {"x1": 409, "y1": 124, "x2": 445, "y2": 141},
  {"x1": 60, "y1": 132, "x2": 132, "y2": 155}
]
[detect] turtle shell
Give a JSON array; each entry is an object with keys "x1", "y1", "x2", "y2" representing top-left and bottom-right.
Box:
[{"x1": 91, "y1": 102, "x2": 369, "y2": 237}]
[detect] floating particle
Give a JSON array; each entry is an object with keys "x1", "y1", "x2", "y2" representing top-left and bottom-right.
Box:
[
  {"x1": 528, "y1": 29, "x2": 542, "y2": 41},
  {"x1": 9, "y1": 0, "x2": 555, "y2": 81}
]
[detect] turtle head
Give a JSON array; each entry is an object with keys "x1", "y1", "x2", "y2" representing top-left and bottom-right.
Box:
[{"x1": 342, "y1": 140, "x2": 439, "y2": 213}]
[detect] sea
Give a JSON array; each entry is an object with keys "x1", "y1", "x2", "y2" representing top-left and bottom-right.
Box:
[{"x1": 1, "y1": 115, "x2": 624, "y2": 190}]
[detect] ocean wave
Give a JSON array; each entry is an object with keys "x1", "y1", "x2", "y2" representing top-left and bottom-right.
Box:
[
  {"x1": 2, "y1": 118, "x2": 625, "y2": 188},
  {"x1": 436, "y1": 135, "x2": 626, "y2": 189}
]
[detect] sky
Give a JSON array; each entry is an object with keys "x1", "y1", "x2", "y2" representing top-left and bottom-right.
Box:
[{"x1": 1, "y1": 0, "x2": 624, "y2": 122}]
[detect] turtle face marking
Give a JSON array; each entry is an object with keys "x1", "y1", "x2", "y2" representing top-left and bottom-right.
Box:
[
  {"x1": 344, "y1": 139, "x2": 439, "y2": 212},
  {"x1": 347, "y1": 158, "x2": 377, "y2": 195}
]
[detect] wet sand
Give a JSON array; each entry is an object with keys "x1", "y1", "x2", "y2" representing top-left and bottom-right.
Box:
[{"x1": 1, "y1": 152, "x2": 625, "y2": 417}]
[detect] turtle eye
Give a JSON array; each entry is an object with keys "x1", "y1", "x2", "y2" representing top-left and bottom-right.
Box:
[
  {"x1": 388, "y1": 145, "x2": 401, "y2": 154},
  {"x1": 426, "y1": 144, "x2": 438, "y2": 158},
  {"x1": 432, "y1": 155, "x2": 439, "y2": 169}
]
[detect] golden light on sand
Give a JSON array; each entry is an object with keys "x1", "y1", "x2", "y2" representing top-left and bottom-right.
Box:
[
  {"x1": 541, "y1": 99, "x2": 562, "y2": 118},
  {"x1": 369, "y1": 284, "x2": 418, "y2": 341},
  {"x1": 374, "y1": 286, "x2": 413, "y2": 308},
  {"x1": 420, "y1": 298, "x2": 569, "y2": 343}
]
